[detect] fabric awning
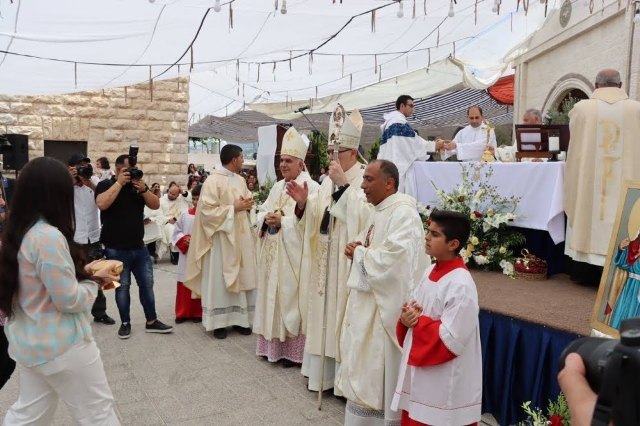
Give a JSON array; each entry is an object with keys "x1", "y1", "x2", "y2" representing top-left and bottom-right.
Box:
[{"x1": 487, "y1": 74, "x2": 515, "y2": 105}]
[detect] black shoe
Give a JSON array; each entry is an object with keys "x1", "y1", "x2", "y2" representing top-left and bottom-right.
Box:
[
  {"x1": 191, "y1": 317, "x2": 202, "y2": 323},
  {"x1": 281, "y1": 359, "x2": 298, "y2": 368},
  {"x1": 213, "y1": 328, "x2": 228, "y2": 339},
  {"x1": 170, "y1": 252, "x2": 179, "y2": 265},
  {"x1": 175, "y1": 318, "x2": 188, "y2": 324},
  {"x1": 118, "y1": 323, "x2": 131, "y2": 339},
  {"x1": 94, "y1": 315, "x2": 116, "y2": 325},
  {"x1": 233, "y1": 325, "x2": 252, "y2": 335},
  {"x1": 145, "y1": 320, "x2": 173, "y2": 334}
]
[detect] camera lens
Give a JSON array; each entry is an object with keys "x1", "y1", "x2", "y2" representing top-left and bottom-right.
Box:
[{"x1": 560, "y1": 337, "x2": 617, "y2": 393}]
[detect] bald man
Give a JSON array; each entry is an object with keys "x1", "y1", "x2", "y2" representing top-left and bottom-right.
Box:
[
  {"x1": 522, "y1": 108, "x2": 542, "y2": 125},
  {"x1": 564, "y1": 68, "x2": 640, "y2": 284}
]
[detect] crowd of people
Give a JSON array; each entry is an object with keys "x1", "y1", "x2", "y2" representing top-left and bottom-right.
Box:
[{"x1": 0, "y1": 67, "x2": 633, "y2": 424}]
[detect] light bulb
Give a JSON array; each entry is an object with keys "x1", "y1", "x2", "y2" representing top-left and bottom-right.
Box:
[
  {"x1": 448, "y1": 1, "x2": 455, "y2": 17},
  {"x1": 213, "y1": 0, "x2": 221, "y2": 12},
  {"x1": 397, "y1": 1, "x2": 404, "y2": 18},
  {"x1": 281, "y1": 0, "x2": 287, "y2": 14}
]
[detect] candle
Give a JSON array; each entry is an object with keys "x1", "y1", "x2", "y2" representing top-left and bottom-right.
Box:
[{"x1": 548, "y1": 136, "x2": 560, "y2": 152}]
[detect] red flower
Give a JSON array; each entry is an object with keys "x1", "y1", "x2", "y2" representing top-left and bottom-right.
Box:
[
  {"x1": 482, "y1": 242, "x2": 490, "y2": 249},
  {"x1": 473, "y1": 211, "x2": 482, "y2": 218},
  {"x1": 549, "y1": 414, "x2": 564, "y2": 426}
]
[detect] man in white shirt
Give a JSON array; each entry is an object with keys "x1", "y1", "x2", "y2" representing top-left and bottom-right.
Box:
[
  {"x1": 442, "y1": 105, "x2": 497, "y2": 161},
  {"x1": 68, "y1": 153, "x2": 115, "y2": 325}
]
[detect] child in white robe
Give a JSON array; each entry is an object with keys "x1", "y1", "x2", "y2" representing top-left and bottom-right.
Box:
[
  {"x1": 172, "y1": 184, "x2": 202, "y2": 323},
  {"x1": 391, "y1": 210, "x2": 482, "y2": 426}
]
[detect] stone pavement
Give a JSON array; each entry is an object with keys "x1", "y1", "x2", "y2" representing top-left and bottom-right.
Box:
[
  {"x1": 0, "y1": 261, "x2": 500, "y2": 425},
  {"x1": 0, "y1": 261, "x2": 345, "y2": 425}
]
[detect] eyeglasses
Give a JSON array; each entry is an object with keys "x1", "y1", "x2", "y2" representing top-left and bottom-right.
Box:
[{"x1": 406, "y1": 103, "x2": 415, "y2": 108}]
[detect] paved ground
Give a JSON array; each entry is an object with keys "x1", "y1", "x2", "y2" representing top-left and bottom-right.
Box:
[
  {"x1": 0, "y1": 261, "x2": 346, "y2": 425},
  {"x1": 0, "y1": 260, "x2": 500, "y2": 425}
]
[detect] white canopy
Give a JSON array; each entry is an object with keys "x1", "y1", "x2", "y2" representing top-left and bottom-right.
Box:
[{"x1": 0, "y1": 0, "x2": 551, "y2": 116}]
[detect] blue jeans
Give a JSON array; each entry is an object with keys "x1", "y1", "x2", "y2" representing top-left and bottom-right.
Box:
[{"x1": 104, "y1": 247, "x2": 157, "y2": 324}]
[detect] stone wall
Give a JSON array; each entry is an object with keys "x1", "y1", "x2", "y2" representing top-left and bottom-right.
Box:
[
  {"x1": 0, "y1": 77, "x2": 189, "y2": 188},
  {"x1": 513, "y1": 2, "x2": 638, "y2": 121}
]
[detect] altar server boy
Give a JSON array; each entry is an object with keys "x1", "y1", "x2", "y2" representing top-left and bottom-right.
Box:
[
  {"x1": 392, "y1": 210, "x2": 482, "y2": 426},
  {"x1": 172, "y1": 184, "x2": 203, "y2": 323}
]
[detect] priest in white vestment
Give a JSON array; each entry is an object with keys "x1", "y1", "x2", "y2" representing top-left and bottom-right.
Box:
[
  {"x1": 253, "y1": 127, "x2": 320, "y2": 366},
  {"x1": 287, "y1": 108, "x2": 372, "y2": 392},
  {"x1": 184, "y1": 145, "x2": 257, "y2": 339},
  {"x1": 565, "y1": 68, "x2": 640, "y2": 268},
  {"x1": 442, "y1": 105, "x2": 497, "y2": 162},
  {"x1": 160, "y1": 184, "x2": 190, "y2": 264},
  {"x1": 378, "y1": 95, "x2": 443, "y2": 197},
  {"x1": 336, "y1": 159, "x2": 428, "y2": 426}
]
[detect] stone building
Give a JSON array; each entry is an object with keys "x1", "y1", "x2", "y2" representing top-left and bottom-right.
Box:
[
  {"x1": 0, "y1": 77, "x2": 189, "y2": 189},
  {"x1": 513, "y1": 1, "x2": 640, "y2": 120}
]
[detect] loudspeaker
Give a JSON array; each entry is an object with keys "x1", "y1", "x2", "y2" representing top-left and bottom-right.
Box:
[{"x1": 3, "y1": 134, "x2": 29, "y2": 171}]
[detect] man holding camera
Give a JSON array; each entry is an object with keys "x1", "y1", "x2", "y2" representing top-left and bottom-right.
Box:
[
  {"x1": 95, "y1": 152, "x2": 173, "y2": 339},
  {"x1": 68, "y1": 153, "x2": 116, "y2": 326}
]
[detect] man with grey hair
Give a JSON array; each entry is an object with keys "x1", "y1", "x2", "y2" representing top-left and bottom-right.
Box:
[
  {"x1": 522, "y1": 108, "x2": 542, "y2": 124},
  {"x1": 564, "y1": 68, "x2": 640, "y2": 285}
]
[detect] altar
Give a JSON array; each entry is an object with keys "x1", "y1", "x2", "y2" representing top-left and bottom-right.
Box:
[{"x1": 413, "y1": 161, "x2": 566, "y2": 244}]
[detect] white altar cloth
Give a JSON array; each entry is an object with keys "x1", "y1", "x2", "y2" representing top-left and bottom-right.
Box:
[{"x1": 413, "y1": 162, "x2": 566, "y2": 244}]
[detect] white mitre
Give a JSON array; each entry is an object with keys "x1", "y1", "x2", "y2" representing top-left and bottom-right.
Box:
[
  {"x1": 328, "y1": 108, "x2": 363, "y2": 150},
  {"x1": 281, "y1": 126, "x2": 308, "y2": 160}
]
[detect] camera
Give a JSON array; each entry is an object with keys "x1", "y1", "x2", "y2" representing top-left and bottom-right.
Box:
[
  {"x1": 127, "y1": 144, "x2": 143, "y2": 180},
  {"x1": 76, "y1": 164, "x2": 93, "y2": 179},
  {"x1": 560, "y1": 317, "x2": 640, "y2": 426}
]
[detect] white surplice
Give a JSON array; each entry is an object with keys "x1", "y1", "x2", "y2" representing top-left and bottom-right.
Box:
[
  {"x1": 391, "y1": 264, "x2": 482, "y2": 425},
  {"x1": 378, "y1": 111, "x2": 436, "y2": 198},
  {"x1": 442, "y1": 123, "x2": 497, "y2": 162},
  {"x1": 160, "y1": 194, "x2": 190, "y2": 255},
  {"x1": 336, "y1": 192, "x2": 428, "y2": 426},
  {"x1": 299, "y1": 163, "x2": 372, "y2": 392},
  {"x1": 253, "y1": 172, "x2": 320, "y2": 342}
]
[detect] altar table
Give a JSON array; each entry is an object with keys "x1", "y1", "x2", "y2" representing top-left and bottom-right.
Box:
[{"x1": 413, "y1": 162, "x2": 566, "y2": 244}]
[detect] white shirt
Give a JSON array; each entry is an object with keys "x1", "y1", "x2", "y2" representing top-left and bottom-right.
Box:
[
  {"x1": 73, "y1": 184, "x2": 100, "y2": 244},
  {"x1": 444, "y1": 123, "x2": 497, "y2": 161}
]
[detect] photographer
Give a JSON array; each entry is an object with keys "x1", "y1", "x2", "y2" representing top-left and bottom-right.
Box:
[
  {"x1": 95, "y1": 153, "x2": 173, "y2": 339},
  {"x1": 68, "y1": 153, "x2": 115, "y2": 326}
]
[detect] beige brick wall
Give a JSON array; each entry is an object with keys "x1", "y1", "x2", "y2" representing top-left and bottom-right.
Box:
[
  {"x1": 0, "y1": 77, "x2": 189, "y2": 188},
  {"x1": 514, "y1": 2, "x2": 636, "y2": 120}
]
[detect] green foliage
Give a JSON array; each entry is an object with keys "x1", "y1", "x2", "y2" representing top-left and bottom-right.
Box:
[
  {"x1": 546, "y1": 96, "x2": 579, "y2": 125},
  {"x1": 518, "y1": 393, "x2": 570, "y2": 426},
  {"x1": 308, "y1": 131, "x2": 330, "y2": 177},
  {"x1": 254, "y1": 177, "x2": 275, "y2": 206},
  {"x1": 368, "y1": 137, "x2": 381, "y2": 161}
]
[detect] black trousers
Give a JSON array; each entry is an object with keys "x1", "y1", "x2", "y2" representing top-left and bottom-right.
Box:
[
  {"x1": 0, "y1": 326, "x2": 15, "y2": 390},
  {"x1": 82, "y1": 241, "x2": 107, "y2": 319}
]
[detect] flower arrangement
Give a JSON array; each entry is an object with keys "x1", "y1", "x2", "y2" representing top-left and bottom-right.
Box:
[
  {"x1": 518, "y1": 393, "x2": 570, "y2": 426},
  {"x1": 423, "y1": 163, "x2": 525, "y2": 276},
  {"x1": 253, "y1": 177, "x2": 275, "y2": 207}
]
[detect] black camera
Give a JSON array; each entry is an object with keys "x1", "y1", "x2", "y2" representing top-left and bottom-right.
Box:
[
  {"x1": 76, "y1": 164, "x2": 93, "y2": 179},
  {"x1": 127, "y1": 144, "x2": 143, "y2": 180},
  {"x1": 560, "y1": 317, "x2": 640, "y2": 426}
]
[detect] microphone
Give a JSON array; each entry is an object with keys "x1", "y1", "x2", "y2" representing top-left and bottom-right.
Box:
[{"x1": 295, "y1": 106, "x2": 310, "y2": 113}]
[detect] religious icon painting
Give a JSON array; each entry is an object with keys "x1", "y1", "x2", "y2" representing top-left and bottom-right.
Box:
[{"x1": 591, "y1": 180, "x2": 640, "y2": 337}]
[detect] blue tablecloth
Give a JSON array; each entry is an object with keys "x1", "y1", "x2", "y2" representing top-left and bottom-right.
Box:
[{"x1": 480, "y1": 310, "x2": 582, "y2": 425}]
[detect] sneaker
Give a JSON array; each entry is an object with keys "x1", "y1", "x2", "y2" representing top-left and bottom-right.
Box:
[
  {"x1": 94, "y1": 314, "x2": 116, "y2": 325},
  {"x1": 118, "y1": 323, "x2": 131, "y2": 339},
  {"x1": 145, "y1": 320, "x2": 173, "y2": 334}
]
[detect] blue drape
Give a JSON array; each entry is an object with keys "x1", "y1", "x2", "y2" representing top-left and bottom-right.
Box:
[{"x1": 480, "y1": 310, "x2": 581, "y2": 425}]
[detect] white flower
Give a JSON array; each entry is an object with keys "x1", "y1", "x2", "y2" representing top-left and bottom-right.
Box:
[
  {"x1": 470, "y1": 236, "x2": 479, "y2": 246},
  {"x1": 499, "y1": 246, "x2": 507, "y2": 254},
  {"x1": 470, "y1": 213, "x2": 477, "y2": 221},
  {"x1": 473, "y1": 254, "x2": 489, "y2": 265},
  {"x1": 486, "y1": 208, "x2": 495, "y2": 217},
  {"x1": 474, "y1": 189, "x2": 485, "y2": 200},
  {"x1": 499, "y1": 259, "x2": 514, "y2": 276}
]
